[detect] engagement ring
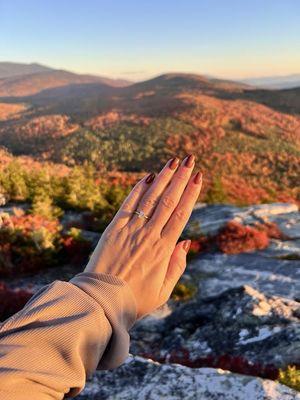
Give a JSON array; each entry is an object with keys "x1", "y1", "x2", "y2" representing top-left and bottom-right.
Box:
[{"x1": 134, "y1": 210, "x2": 150, "y2": 220}]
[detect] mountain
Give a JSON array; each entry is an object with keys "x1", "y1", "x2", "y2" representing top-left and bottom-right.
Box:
[
  {"x1": 0, "y1": 62, "x2": 54, "y2": 79},
  {"x1": 0, "y1": 71, "x2": 299, "y2": 206},
  {"x1": 6, "y1": 73, "x2": 250, "y2": 117},
  {"x1": 0, "y1": 69, "x2": 131, "y2": 97},
  {"x1": 241, "y1": 74, "x2": 300, "y2": 89},
  {"x1": 126, "y1": 73, "x2": 251, "y2": 92}
]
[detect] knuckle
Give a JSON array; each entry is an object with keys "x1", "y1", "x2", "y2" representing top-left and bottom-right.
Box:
[
  {"x1": 144, "y1": 224, "x2": 161, "y2": 241},
  {"x1": 102, "y1": 231, "x2": 115, "y2": 245},
  {"x1": 121, "y1": 203, "x2": 132, "y2": 212},
  {"x1": 175, "y1": 171, "x2": 187, "y2": 181},
  {"x1": 174, "y1": 208, "x2": 187, "y2": 221},
  {"x1": 143, "y1": 196, "x2": 158, "y2": 209},
  {"x1": 173, "y1": 256, "x2": 186, "y2": 273},
  {"x1": 130, "y1": 186, "x2": 141, "y2": 198},
  {"x1": 160, "y1": 167, "x2": 173, "y2": 180},
  {"x1": 120, "y1": 191, "x2": 140, "y2": 211},
  {"x1": 162, "y1": 195, "x2": 175, "y2": 209}
]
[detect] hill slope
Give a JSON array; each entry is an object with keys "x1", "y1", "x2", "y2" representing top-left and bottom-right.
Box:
[{"x1": 244, "y1": 87, "x2": 300, "y2": 115}]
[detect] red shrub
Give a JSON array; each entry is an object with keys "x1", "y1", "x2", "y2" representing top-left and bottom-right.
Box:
[
  {"x1": 216, "y1": 221, "x2": 270, "y2": 254},
  {"x1": 9, "y1": 214, "x2": 60, "y2": 236},
  {"x1": 0, "y1": 281, "x2": 33, "y2": 322},
  {"x1": 189, "y1": 240, "x2": 203, "y2": 253},
  {"x1": 61, "y1": 236, "x2": 93, "y2": 266},
  {"x1": 254, "y1": 221, "x2": 288, "y2": 240},
  {"x1": 141, "y1": 348, "x2": 280, "y2": 380},
  {"x1": 187, "y1": 235, "x2": 215, "y2": 259},
  {"x1": 185, "y1": 220, "x2": 285, "y2": 257}
]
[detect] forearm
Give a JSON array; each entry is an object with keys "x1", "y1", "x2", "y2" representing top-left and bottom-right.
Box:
[{"x1": 0, "y1": 272, "x2": 137, "y2": 399}]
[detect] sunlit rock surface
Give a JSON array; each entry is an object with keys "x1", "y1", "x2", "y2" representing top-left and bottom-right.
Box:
[
  {"x1": 187, "y1": 202, "x2": 299, "y2": 237},
  {"x1": 184, "y1": 202, "x2": 300, "y2": 300},
  {"x1": 76, "y1": 356, "x2": 300, "y2": 400},
  {"x1": 187, "y1": 251, "x2": 300, "y2": 300}
]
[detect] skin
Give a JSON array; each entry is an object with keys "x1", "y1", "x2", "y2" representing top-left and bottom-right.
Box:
[{"x1": 84, "y1": 154, "x2": 203, "y2": 319}]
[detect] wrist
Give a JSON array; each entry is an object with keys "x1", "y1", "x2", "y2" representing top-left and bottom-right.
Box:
[{"x1": 69, "y1": 271, "x2": 137, "y2": 370}]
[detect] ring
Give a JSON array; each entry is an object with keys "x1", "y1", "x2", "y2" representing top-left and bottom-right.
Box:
[{"x1": 134, "y1": 210, "x2": 150, "y2": 220}]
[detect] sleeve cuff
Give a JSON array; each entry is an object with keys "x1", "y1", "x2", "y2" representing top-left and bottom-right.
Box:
[{"x1": 69, "y1": 272, "x2": 137, "y2": 370}]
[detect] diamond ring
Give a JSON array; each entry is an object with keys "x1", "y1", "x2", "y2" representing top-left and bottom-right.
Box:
[{"x1": 134, "y1": 210, "x2": 150, "y2": 220}]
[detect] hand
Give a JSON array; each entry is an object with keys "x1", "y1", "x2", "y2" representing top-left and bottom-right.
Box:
[{"x1": 84, "y1": 155, "x2": 203, "y2": 319}]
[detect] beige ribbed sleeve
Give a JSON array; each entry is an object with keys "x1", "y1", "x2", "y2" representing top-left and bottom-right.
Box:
[{"x1": 0, "y1": 272, "x2": 137, "y2": 399}]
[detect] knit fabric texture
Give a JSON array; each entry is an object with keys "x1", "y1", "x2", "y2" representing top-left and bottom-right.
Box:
[{"x1": 0, "y1": 272, "x2": 137, "y2": 399}]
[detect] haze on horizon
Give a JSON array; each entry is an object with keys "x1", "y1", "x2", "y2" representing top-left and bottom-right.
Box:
[{"x1": 1, "y1": 0, "x2": 300, "y2": 81}]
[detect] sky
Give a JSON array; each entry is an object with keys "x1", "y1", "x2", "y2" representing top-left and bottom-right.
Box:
[{"x1": 1, "y1": 0, "x2": 300, "y2": 81}]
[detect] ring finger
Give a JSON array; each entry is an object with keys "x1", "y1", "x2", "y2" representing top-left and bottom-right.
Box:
[{"x1": 129, "y1": 156, "x2": 180, "y2": 227}]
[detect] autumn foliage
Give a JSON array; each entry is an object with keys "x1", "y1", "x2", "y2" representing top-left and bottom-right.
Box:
[
  {"x1": 0, "y1": 212, "x2": 62, "y2": 277},
  {"x1": 0, "y1": 73, "x2": 299, "y2": 206},
  {"x1": 216, "y1": 221, "x2": 270, "y2": 254},
  {"x1": 60, "y1": 228, "x2": 93, "y2": 266}
]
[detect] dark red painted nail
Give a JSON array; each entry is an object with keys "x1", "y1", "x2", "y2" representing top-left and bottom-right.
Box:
[
  {"x1": 184, "y1": 154, "x2": 195, "y2": 167},
  {"x1": 169, "y1": 157, "x2": 180, "y2": 170},
  {"x1": 194, "y1": 171, "x2": 202, "y2": 184},
  {"x1": 183, "y1": 240, "x2": 191, "y2": 252},
  {"x1": 145, "y1": 172, "x2": 155, "y2": 184}
]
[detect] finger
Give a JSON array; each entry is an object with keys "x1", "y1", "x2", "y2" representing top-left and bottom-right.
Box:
[
  {"x1": 159, "y1": 240, "x2": 190, "y2": 303},
  {"x1": 147, "y1": 154, "x2": 195, "y2": 231},
  {"x1": 128, "y1": 157, "x2": 180, "y2": 227},
  {"x1": 162, "y1": 171, "x2": 203, "y2": 241},
  {"x1": 109, "y1": 172, "x2": 156, "y2": 229}
]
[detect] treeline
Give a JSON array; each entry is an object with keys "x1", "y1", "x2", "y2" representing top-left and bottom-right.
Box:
[
  {"x1": 0, "y1": 160, "x2": 132, "y2": 277},
  {"x1": 0, "y1": 160, "x2": 131, "y2": 230}
]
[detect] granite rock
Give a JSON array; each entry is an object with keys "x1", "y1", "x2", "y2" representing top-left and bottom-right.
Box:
[
  {"x1": 130, "y1": 286, "x2": 300, "y2": 374},
  {"x1": 76, "y1": 356, "x2": 300, "y2": 400}
]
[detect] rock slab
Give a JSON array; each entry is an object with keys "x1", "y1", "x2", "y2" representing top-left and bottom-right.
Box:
[{"x1": 76, "y1": 356, "x2": 300, "y2": 400}]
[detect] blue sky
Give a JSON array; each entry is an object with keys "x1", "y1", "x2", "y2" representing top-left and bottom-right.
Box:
[{"x1": 1, "y1": 0, "x2": 300, "y2": 81}]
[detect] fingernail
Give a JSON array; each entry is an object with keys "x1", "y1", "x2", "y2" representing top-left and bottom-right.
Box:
[
  {"x1": 194, "y1": 171, "x2": 202, "y2": 184},
  {"x1": 145, "y1": 173, "x2": 155, "y2": 184},
  {"x1": 184, "y1": 154, "x2": 195, "y2": 167},
  {"x1": 183, "y1": 240, "x2": 191, "y2": 253},
  {"x1": 169, "y1": 157, "x2": 180, "y2": 170}
]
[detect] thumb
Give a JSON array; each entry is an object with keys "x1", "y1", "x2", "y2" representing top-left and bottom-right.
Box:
[{"x1": 159, "y1": 240, "x2": 191, "y2": 303}]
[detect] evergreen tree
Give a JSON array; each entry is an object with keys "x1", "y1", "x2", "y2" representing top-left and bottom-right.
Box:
[{"x1": 205, "y1": 175, "x2": 228, "y2": 204}]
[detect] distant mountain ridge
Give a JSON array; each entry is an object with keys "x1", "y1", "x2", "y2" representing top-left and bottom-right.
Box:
[
  {"x1": 1, "y1": 62, "x2": 300, "y2": 90},
  {"x1": 0, "y1": 62, "x2": 53, "y2": 79},
  {"x1": 241, "y1": 74, "x2": 300, "y2": 89},
  {"x1": 127, "y1": 73, "x2": 251, "y2": 92},
  {"x1": 0, "y1": 62, "x2": 131, "y2": 96}
]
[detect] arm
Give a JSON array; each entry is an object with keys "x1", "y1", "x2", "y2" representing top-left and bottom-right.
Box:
[
  {"x1": 0, "y1": 272, "x2": 137, "y2": 399},
  {"x1": 0, "y1": 155, "x2": 202, "y2": 399}
]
